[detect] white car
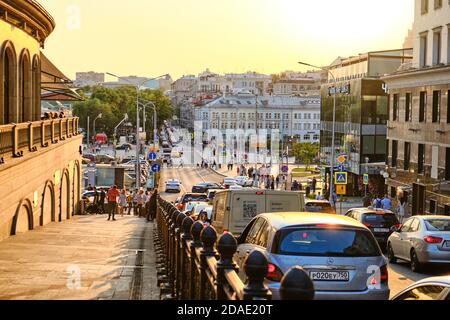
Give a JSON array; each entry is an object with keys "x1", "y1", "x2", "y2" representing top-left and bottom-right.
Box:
[{"x1": 165, "y1": 179, "x2": 181, "y2": 193}]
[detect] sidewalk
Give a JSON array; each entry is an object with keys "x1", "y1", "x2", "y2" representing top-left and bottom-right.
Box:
[{"x1": 0, "y1": 215, "x2": 159, "y2": 300}]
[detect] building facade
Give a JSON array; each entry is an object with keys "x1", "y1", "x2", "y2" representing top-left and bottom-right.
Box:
[
  {"x1": 320, "y1": 49, "x2": 413, "y2": 196},
  {"x1": 75, "y1": 71, "x2": 105, "y2": 87},
  {"x1": 383, "y1": 0, "x2": 450, "y2": 216},
  {"x1": 0, "y1": 0, "x2": 82, "y2": 241}
]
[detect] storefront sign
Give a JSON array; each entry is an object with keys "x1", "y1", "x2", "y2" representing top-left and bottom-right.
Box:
[{"x1": 328, "y1": 83, "x2": 350, "y2": 96}]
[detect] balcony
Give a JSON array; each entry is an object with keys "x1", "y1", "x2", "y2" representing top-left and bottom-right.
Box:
[{"x1": 0, "y1": 117, "x2": 80, "y2": 167}]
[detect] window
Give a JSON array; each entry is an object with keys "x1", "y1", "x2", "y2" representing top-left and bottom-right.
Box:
[
  {"x1": 400, "y1": 218, "x2": 413, "y2": 232},
  {"x1": 392, "y1": 140, "x2": 398, "y2": 167},
  {"x1": 404, "y1": 142, "x2": 411, "y2": 171},
  {"x1": 421, "y1": 0, "x2": 429, "y2": 14},
  {"x1": 410, "y1": 218, "x2": 421, "y2": 232},
  {"x1": 245, "y1": 218, "x2": 265, "y2": 244},
  {"x1": 433, "y1": 29, "x2": 442, "y2": 65},
  {"x1": 418, "y1": 144, "x2": 425, "y2": 174},
  {"x1": 304, "y1": 134, "x2": 310, "y2": 141},
  {"x1": 393, "y1": 94, "x2": 399, "y2": 121},
  {"x1": 447, "y1": 90, "x2": 450, "y2": 124},
  {"x1": 396, "y1": 285, "x2": 446, "y2": 301},
  {"x1": 420, "y1": 91, "x2": 427, "y2": 122},
  {"x1": 420, "y1": 33, "x2": 428, "y2": 67},
  {"x1": 432, "y1": 90, "x2": 441, "y2": 123},
  {"x1": 434, "y1": 0, "x2": 442, "y2": 9},
  {"x1": 405, "y1": 93, "x2": 412, "y2": 122}
]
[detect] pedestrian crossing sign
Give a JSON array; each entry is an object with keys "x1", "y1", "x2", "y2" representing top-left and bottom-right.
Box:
[{"x1": 335, "y1": 172, "x2": 347, "y2": 185}]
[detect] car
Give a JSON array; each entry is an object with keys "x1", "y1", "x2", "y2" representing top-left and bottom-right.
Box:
[
  {"x1": 305, "y1": 200, "x2": 336, "y2": 215},
  {"x1": 176, "y1": 193, "x2": 209, "y2": 211},
  {"x1": 222, "y1": 178, "x2": 237, "y2": 189},
  {"x1": 235, "y1": 212, "x2": 390, "y2": 300},
  {"x1": 96, "y1": 154, "x2": 115, "y2": 164},
  {"x1": 228, "y1": 184, "x2": 243, "y2": 190},
  {"x1": 123, "y1": 159, "x2": 148, "y2": 166},
  {"x1": 116, "y1": 143, "x2": 132, "y2": 151},
  {"x1": 391, "y1": 276, "x2": 450, "y2": 300},
  {"x1": 192, "y1": 182, "x2": 222, "y2": 194},
  {"x1": 165, "y1": 179, "x2": 182, "y2": 193},
  {"x1": 345, "y1": 208, "x2": 399, "y2": 247},
  {"x1": 234, "y1": 176, "x2": 252, "y2": 187},
  {"x1": 387, "y1": 215, "x2": 450, "y2": 272},
  {"x1": 82, "y1": 153, "x2": 96, "y2": 162},
  {"x1": 189, "y1": 203, "x2": 212, "y2": 220},
  {"x1": 206, "y1": 189, "x2": 223, "y2": 201}
]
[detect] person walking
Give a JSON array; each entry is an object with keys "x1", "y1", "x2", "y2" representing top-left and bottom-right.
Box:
[
  {"x1": 276, "y1": 175, "x2": 280, "y2": 190},
  {"x1": 147, "y1": 189, "x2": 158, "y2": 222},
  {"x1": 107, "y1": 185, "x2": 120, "y2": 221},
  {"x1": 98, "y1": 188, "x2": 106, "y2": 214},
  {"x1": 373, "y1": 195, "x2": 382, "y2": 209},
  {"x1": 382, "y1": 194, "x2": 392, "y2": 211},
  {"x1": 396, "y1": 198, "x2": 406, "y2": 223},
  {"x1": 126, "y1": 192, "x2": 133, "y2": 215},
  {"x1": 132, "y1": 189, "x2": 139, "y2": 216},
  {"x1": 118, "y1": 189, "x2": 127, "y2": 217},
  {"x1": 136, "y1": 190, "x2": 145, "y2": 217},
  {"x1": 312, "y1": 178, "x2": 317, "y2": 194}
]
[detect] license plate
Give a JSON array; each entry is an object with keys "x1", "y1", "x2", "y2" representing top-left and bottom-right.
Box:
[
  {"x1": 310, "y1": 271, "x2": 349, "y2": 282},
  {"x1": 374, "y1": 228, "x2": 390, "y2": 233},
  {"x1": 444, "y1": 241, "x2": 450, "y2": 248}
]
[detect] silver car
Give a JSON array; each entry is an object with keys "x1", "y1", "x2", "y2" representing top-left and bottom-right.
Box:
[
  {"x1": 387, "y1": 216, "x2": 450, "y2": 272},
  {"x1": 235, "y1": 212, "x2": 390, "y2": 300},
  {"x1": 165, "y1": 179, "x2": 181, "y2": 193},
  {"x1": 391, "y1": 276, "x2": 450, "y2": 300}
]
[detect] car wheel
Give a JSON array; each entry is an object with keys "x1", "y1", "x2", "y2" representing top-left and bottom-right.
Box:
[
  {"x1": 410, "y1": 249, "x2": 422, "y2": 273},
  {"x1": 387, "y1": 243, "x2": 397, "y2": 264}
]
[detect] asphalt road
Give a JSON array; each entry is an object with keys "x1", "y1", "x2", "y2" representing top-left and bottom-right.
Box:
[{"x1": 159, "y1": 166, "x2": 450, "y2": 299}]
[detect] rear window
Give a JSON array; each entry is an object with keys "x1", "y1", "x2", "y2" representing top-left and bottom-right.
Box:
[
  {"x1": 363, "y1": 213, "x2": 399, "y2": 225},
  {"x1": 424, "y1": 219, "x2": 450, "y2": 232},
  {"x1": 273, "y1": 228, "x2": 380, "y2": 257},
  {"x1": 305, "y1": 203, "x2": 333, "y2": 213}
]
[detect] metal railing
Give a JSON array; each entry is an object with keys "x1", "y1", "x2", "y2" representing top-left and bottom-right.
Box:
[
  {"x1": 0, "y1": 117, "x2": 80, "y2": 165},
  {"x1": 154, "y1": 196, "x2": 315, "y2": 300}
]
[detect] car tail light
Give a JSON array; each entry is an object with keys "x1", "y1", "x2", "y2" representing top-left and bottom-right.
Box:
[
  {"x1": 391, "y1": 223, "x2": 402, "y2": 231},
  {"x1": 380, "y1": 265, "x2": 388, "y2": 284},
  {"x1": 266, "y1": 263, "x2": 283, "y2": 282},
  {"x1": 363, "y1": 223, "x2": 372, "y2": 228},
  {"x1": 424, "y1": 236, "x2": 443, "y2": 244}
]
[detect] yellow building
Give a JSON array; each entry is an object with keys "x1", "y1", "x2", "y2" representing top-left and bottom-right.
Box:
[{"x1": 0, "y1": 0, "x2": 82, "y2": 241}]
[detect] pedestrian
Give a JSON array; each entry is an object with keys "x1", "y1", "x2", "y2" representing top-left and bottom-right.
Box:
[
  {"x1": 276, "y1": 175, "x2": 280, "y2": 189},
  {"x1": 396, "y1": 197, "x2": 406, "y2": 223},
  {"x1": 87, "y1": 184, "x2": 94, "y2": 191},
  {"x1": 363, "y1": 193, "x2": 372, "y2": 207},
  {"x1": 118, "y1": 189, "x2": 127, "y2": 217},
  {"x1": 147, "y1": 189, "x2": 158, "y2": 222},
  {"x1": 126, "y1": 191, "x2": 133, "y2": 215},
  {"x1": 107, "y1": 185, "x2": 120, "y2": 221},
  {"x1": 132, "y1": 189, "x2": 139, "y2": 216},
  {"x1": 93, "y1": 186, "x2": 99, "y2": 206},
  {"x1": 271, "y1": 179, "x2": 275, "y2": 190},
  {"x1": 137, "y1": 190, "x2": 145, "y2": 217},
  {"x1": 316, "y1": 192, "x2": 322, "y2": 200},
  {"x1": 382, "y1": 194, "x2": 392, "y2": 211},
  {"x1": 312, "y1": 178, "x2": 317, "y2": 193},
  {"x1": 98, "y1": 188, "x2": 106, "y2": 214},
  {"x1": 373, "y1": 195, "x2": 382, "y2": 209}
]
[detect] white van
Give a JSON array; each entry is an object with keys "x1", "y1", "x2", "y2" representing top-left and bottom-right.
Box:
[{"x1": 212, "y1": 190, "x2": 305, "y2": 236}]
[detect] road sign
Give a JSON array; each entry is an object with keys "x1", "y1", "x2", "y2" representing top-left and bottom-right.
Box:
[
  {"x1": 337, "y1": 164, "x2": 345, "y2": 172},
  {"x1": 363, "y1": 174, "x2": 369, "y2": 185},
  {"x1": 336, "y1": 185, "x2": 347, "y2": 195},
  {"x1": 148, "y1": 152, "x2": 157, "y2": 161},
  {"x1": 151, "y1": 163, "x2": 161, "y2": 173},
  {"x1": 336, "y1": 154, "x2": 347, "y2": 164},
  {"x1": 335, "y1": 172, "x2": 347, "y2": 185},
  {"x1": 281, "y1": 165, "x2": 289, "y2": 174}
]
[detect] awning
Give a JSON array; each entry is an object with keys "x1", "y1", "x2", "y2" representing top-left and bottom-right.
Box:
[{"x1": 41, "y1": 52, "x2": 83, "y2": 101}]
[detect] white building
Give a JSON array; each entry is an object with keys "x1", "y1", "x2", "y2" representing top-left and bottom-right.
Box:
[
  {"x1": 195, "y1": 94, "x2": 321, "y2": 143},
  {"x1": 224, "y1": 72, "x2": 272, "y2": 95}
]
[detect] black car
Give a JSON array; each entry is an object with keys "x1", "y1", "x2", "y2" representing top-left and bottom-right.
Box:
[
  {"x1": 345, "y1": 208, "x2": 401, "y2": 247},
  {"x1": 192, "y1": 182, "x2": 222, "y2": 194}
]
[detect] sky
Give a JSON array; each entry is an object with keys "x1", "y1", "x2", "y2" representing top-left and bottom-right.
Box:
[{"x1": 37, "y1": 0, "x2": 414, "y2": 80}]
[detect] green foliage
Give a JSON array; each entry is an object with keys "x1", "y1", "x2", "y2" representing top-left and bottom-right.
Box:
[
  {"x1": 292, "y1": 142, "x2": 319, "y2": 170},
  {"x1": 72, "y1": 86, "x2": 173, "y2": 138}
]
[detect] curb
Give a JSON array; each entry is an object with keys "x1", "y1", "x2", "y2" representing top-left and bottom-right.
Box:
[{"x1": 207, "y1": 167, "x2": 228, "y2": 178}]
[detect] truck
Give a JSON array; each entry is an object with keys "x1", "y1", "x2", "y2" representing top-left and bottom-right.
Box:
[{"x1": 211, "y1": 190, "x2": 305, "y2": 236}]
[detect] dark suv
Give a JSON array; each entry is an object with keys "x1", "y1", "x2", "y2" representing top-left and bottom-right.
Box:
[
  {"x1": 345, "y1": 208, "x2": 401, "y2": 248},
  {"x1": 192, "y1": 182, "x2": 222, "y2": 194}
]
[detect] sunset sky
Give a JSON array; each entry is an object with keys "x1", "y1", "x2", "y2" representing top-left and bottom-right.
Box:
[{"x1": 37, "y1": 0, "x2": 414, "y2": 80}]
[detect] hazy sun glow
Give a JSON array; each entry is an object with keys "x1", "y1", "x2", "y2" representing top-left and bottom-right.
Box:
[{"x1": 37, "y1": 0, "x2": 414, "y2": 79}]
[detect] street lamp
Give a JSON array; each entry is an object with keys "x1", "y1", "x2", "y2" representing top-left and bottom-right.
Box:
[
  {"x1": 113, "y1": 113, "x2": 129, "y2": 158},
  {"x1": 139, "y1": 99, "x2": 158, "y2": 153},
  {"x1": 106, "y1": 72, "x2": 168, "y2": 189},
  {"x1": 91, "y1": 113, "x2": 102, "y2": 150},
  {"x1": 299, "y1": 61, "x2": 337, "y2": 207}
]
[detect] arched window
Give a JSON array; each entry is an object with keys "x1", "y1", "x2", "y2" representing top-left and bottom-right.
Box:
[
  {"x1": 20, "y1": 51, "x2": 32, "y2": 122},
  {"x1": 1, "y1": 41, "x2": 17, "y2": 125},
  {"x1": 32, "y1": 55, "x2": 40, "y2": 121}
]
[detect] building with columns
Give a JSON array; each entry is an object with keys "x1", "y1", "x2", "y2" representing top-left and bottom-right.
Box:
[
  {"x1": 0, "y1": 0, "x2": 82, "y2": 241},
  {"x1": 382, "y1": 0, "x2": 450, "y2": 216}
]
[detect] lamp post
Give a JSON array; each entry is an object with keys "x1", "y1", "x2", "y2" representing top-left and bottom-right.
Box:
[
  {"x1": 106, "y1": 72, "x2": 168, "y2": 190},
  {"x1": 93, "y1": 113, "x2": 102, "y2": 139},
  {"x1": 299, "y1": 61, "x2": 337, "y2": 207},
  {"x1": 87, "y1": 116, "x2": 90, "y2": 149},
  {"x1": 113, "y1": 113, "x2": 129, "y2": 158},
  {"x1": 139, "y1": 100, "x2": 158, "y2": 152}
]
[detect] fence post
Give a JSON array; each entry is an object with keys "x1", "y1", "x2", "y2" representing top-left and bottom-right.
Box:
[
  {"x1": 243, "y1": 251, "x2": 272, "y2": 300},
  {"x1": 189, "y1": 221, "x2": 203, "y2": 300},
  {"x1": 169, "y1": 210, "x2": 182, "y2": 297},
  {"x1": 181, "y1": 216, "x2": 194, "y2": 299},
  {"x1": 216, "y1": 232, "x2": 238, "y2": 300},
  {"x1": 199, "y1": 226, "x2": 218, "y2": 300},
  {"x1": 280, "y1": 266, "x2": 315, "y2": 300}
]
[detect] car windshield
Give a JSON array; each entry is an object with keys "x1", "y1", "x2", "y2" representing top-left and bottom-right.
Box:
[
  {"x1": 183, "y1": 195, "x2": 208, "y2": 203},
  {"x1": 273, "y1": 227, "x2": 380, "y2": 257},
  {"x1": 363, "y1": 213, "x2": 399, "y2": 225},
  {"x1": 424, "y1": 219, "x2": 450, "y2": 232}
]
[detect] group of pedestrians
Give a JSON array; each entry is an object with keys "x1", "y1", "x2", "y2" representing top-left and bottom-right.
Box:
[
  {"x1": 87, "y1": 185, "x2": 158, "y2": 222},
  {"x1": 363, "y1": 193, "x2": 406, "y2": 222}
]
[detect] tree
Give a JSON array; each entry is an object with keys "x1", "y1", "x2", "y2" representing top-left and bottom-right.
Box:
[
  {"x1": 72, "y1": 86, "x2": 173, "y2": 141},
  {"x1": 292, "y1": 142, "x2": 319, "y2": 170}
]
